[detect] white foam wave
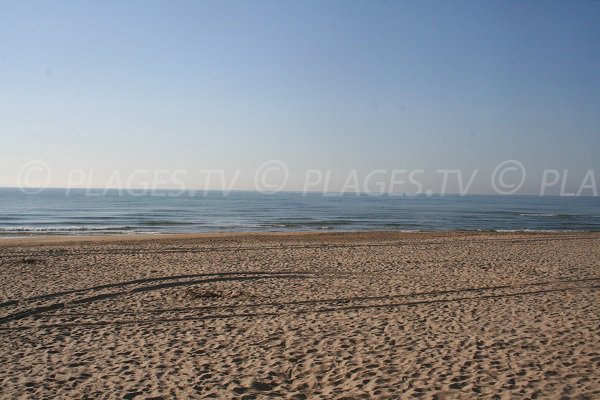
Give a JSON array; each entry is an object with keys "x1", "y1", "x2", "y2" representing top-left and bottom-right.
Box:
[{"x1": 0, "y1": 226, "x2": 131, "y2": 232}]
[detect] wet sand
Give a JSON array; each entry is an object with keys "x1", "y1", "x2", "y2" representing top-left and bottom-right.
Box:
[{"x1": 1, "y1": 231, "x2": 599, "y2": 399}]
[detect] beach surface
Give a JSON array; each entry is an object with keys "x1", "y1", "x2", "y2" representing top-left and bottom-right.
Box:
[{"x1": 0, "y1": 231, "x2": 599, "y2": 399}]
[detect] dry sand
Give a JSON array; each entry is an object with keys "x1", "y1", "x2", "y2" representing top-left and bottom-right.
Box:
[{"x1": 0, "y1": 231, "x2": 599, "y2": 399}]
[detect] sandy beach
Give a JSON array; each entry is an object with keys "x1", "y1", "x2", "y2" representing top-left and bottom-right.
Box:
[{"x1": 0, "y1": 231, "x2": 599, "y2": 399}]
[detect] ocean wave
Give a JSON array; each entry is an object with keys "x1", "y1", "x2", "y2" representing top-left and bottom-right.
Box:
[
  {"x1": 213, "y1": 222, "x2": 334, "y2": 230},
  {"x1": 137, "y1": 220, "x2": 196, "y2": 226},
  {"x1": 0, "y1": 225, "x2": 133, "y2": 232},
  {"x1": 518, "y1": 213, "x2": 558, "y2": 217}
]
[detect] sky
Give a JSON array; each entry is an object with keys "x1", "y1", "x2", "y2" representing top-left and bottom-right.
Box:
[{"x1": 1, "y1": 0, "x2": 599, "y2": 194}]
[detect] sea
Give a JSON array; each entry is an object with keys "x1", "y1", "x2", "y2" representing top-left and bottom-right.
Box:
[{"x1": 0, "y1": 188, "x2": 599, "y2": 236}]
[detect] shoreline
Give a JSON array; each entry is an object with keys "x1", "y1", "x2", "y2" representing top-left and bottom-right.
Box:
[{"x1": 1, "y1": 229, "x2": 599, "y2": 247}]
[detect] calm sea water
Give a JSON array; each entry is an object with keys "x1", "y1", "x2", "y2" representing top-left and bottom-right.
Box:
[{"x1": 0, "y1": 188, "x2": 599, "y2": 236}]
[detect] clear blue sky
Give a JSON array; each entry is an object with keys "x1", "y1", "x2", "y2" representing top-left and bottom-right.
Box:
[{"x1": 1, "y1": 0, "x2": 599, "y2": 193}]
